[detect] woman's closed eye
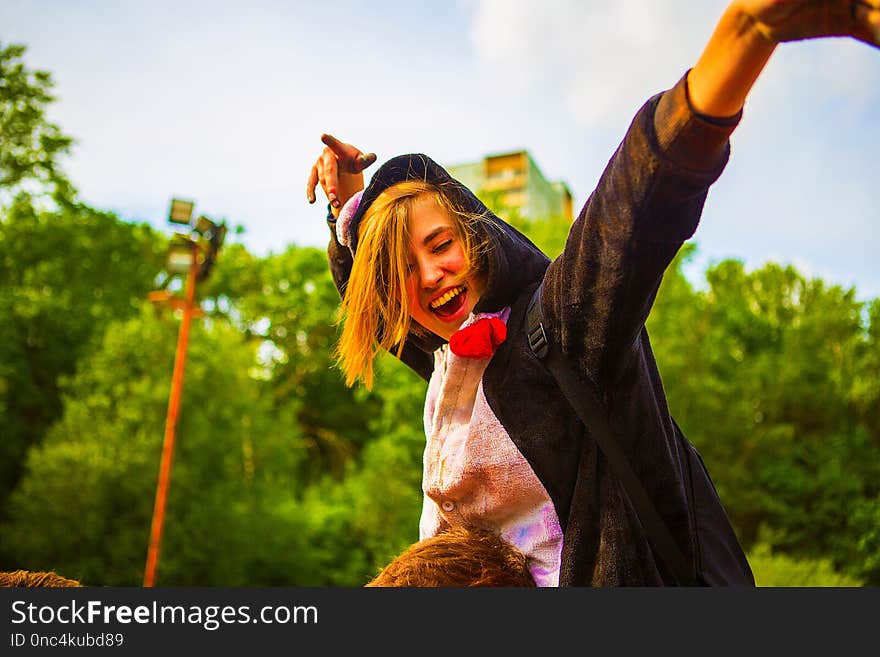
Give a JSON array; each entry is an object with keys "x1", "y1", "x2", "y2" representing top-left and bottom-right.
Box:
[{"x1": 432, "y1": 240, "x2": 453, "y2": 254}]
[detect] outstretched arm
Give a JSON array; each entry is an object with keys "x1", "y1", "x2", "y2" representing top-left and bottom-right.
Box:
[
  {"x1": 306, "y1": 133, "x2": 376, "y2": 303},
  {"x1": 689, "y1": 0, "x2": 880, "y2": 118},
  {"x1": 542, "y1": 0, "x2": 880, "y2": 386},
  {"x1": 306, "y1": 135, "x2": 436, "y2": 382}
]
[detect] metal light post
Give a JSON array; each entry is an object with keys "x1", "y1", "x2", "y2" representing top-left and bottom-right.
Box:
[{"x1": 143, "y1": 198, "x2": 226, "y2": 587}]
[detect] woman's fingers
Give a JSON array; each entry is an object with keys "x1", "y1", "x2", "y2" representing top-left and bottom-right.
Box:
[
  {"x1": 305, "y1": 148, "x2": 339, "y2": 206},
  {"x1": 854, "y1": 0, "x2": 880, "y2": 45},
  {"x1": 742, "y1": 0, "x2": 880, "y2": 44},
  {"x1": 306, "y1": 164, "x2": 319, "y2": 204},
  {"x1": 356, "y1": 152, "x2": 378, "y2": 172},
  {"x1": 307, "y1": 134, "x2": 372, "y2": 209},
  {"x1": 321, "y1": 133, "x2": 349, "y2": 153},
  {"x1": 321, "y1": 133, "x2": 376, "y2": 174},
  {"x1": 320, "y1": 147, "x2": 340, "y2": 208}
]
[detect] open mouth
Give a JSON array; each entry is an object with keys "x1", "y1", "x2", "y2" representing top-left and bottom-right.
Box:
[{"x1": 429, "y1": 285, "x2": 467, "y2": 319}]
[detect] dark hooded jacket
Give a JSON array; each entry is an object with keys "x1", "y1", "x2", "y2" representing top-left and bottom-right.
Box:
[{"x1": 326, "y1": 73, "x2": 755, "y2": 586}]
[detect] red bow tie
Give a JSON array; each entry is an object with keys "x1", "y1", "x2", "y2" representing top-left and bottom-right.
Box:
[{"x1": 449, "y1": 317, "x2": 507, "y2": 360}]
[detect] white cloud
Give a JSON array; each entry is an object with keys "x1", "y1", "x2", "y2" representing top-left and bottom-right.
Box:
[
  {"x1": 470, "y1": 0, "x2": 723, "y2": 127},
  {"x1": 467, "y1": 1, "x2": 880, "y2": 300}
]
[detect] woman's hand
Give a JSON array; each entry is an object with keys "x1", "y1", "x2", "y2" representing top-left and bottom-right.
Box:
[
  {"x1": 306, "y1": 134, "x2": 377, "y2": 218},
  {"x1": 738, "y1": 0, "x2": 880, "y2": 46},
  {"x1": 688, "y1": 0, "x2": 878, "y2": 118}
]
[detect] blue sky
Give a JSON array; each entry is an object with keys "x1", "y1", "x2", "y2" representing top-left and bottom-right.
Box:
[{"x1": 3, "y1": 0, "x2": 878, "y2": 300}]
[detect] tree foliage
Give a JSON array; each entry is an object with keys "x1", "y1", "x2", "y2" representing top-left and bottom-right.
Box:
[
  {"x1": 0, "y1": 42, "x2": 75, "y2": 207},
  {"x1": 747, "y1": 542, "x2": 864, "y2": 586},
  {"x1": 648, "y1": 257, "x2": 880, "y2": 583},
  {"x1": 0, "y1": 198, "x2": 165, "y2": 549},
  {"x1": 201, "y1": 243, "x2": 381, "y2": 482},
  {"x1": 0, "y1": 43, "x2": 165, "y2": 564},
  {"x1": 2, "y1": 307, "x2": 303, "y2": 585}
]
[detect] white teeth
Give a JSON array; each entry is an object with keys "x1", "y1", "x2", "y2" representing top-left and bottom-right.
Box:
[{"x1": 430, "y1": 286, "x2": 464, "y2": 309}]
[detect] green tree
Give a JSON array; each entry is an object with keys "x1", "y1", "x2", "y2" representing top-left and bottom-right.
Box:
[
  {"x1": 747, "y1": 542, "x2": 864, "y2": 586},
  {"x1": 1, "y1": 306, "x2": 316, "y2": 585},
  {"x1": 0, "y1": 42, "x2": 75, "y2": 207},
  {"x1": 2, "y1": 300, "x2": 432, "y2": 586},
  {"x1": 252, "y1": 351, "x2": 428, "y2": 586},
  {"x1": 0, "y1": 199, "x2": 165, "y2": 552},
  {"x1": 202, "y1": 243, "x2": 381, "y2": 482},
  {"x1": 648, "y1": 256, "x2": 880, "y2": 583}
]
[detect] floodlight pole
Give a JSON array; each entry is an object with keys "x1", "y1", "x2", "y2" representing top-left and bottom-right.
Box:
[{"x1": 143, "y1": 240, "x2": 199, "y2": 587}]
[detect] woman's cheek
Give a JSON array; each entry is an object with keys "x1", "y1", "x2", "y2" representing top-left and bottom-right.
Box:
[
  {"x1": 406, "y1": 280, "x2": 428, "y2": 323},
  {"x1": 406, "y1": 283, "x2": 418, "y2": 310},
  {"x1": 445, "y1": 248, "x2": 467, "y2": 274}
]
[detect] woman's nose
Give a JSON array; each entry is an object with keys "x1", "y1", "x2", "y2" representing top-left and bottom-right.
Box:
[{"x1": 417, "y1": 257, "x2": 444, "y2": 289}]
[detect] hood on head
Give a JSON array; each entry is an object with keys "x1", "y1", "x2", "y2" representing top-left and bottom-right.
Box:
[{"x1": 343, "y1": 153, "x2": 551, "y2": 353}]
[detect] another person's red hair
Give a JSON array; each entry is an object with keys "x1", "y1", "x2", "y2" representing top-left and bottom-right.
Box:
[
  {"x1": 0, "y1": 570, "x2": 82, "y2": 587},
  {"x1": 366, "y1": 526, "x2": 535, "y2": 587}
]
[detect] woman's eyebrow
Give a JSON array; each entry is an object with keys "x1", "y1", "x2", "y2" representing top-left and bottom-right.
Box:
[{"x1": 422, "y1": 226, "x2": 452, "y2": 246}]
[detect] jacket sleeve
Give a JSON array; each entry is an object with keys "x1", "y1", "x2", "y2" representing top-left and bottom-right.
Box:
[
  {"x1": 326, "y1": 212, "x2": 434, "y2": 382},
  {"x1": 541, "y1": 72, "x2": 740, "y2": 386},
  {"x1": 327, "y1": 210, "x2": 354, "y2": 298}
]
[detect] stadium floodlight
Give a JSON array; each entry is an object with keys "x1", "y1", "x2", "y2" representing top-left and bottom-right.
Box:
[
  {"x1": 193, "y1": 214, "x2": 216, "y2": 238},
  {"x1": 166, "y1": 234, "x2": 196, "y2": 275},
  {"x1": 168, "y1": 198, "x2": 195, "y2": 226}
]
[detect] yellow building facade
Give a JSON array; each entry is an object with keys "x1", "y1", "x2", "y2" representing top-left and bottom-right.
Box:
[{"x1": 446, "y1": 150, "x2": 573, "y2": 221}]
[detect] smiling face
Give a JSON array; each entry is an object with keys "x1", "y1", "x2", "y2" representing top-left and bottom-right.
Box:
[
  {"x1": 337, "y1": 180, "x2": 490, "y2": 388},
  {"x1": 405, "y1": 196, "x2": 484, "y2": 341}
]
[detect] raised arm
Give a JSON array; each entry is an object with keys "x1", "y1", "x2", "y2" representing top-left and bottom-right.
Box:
[
  {"x1": 689, "y1": 0, "x2": 879, "y2": 117},
  {"x1": 307, "y1": 133, "x2": 375, "y2": 298},
  {"x1": 307, "y1": 134, "x2": 436, "y2": 382},
  {"x1": 541, "y1": 0, "x2": 879, "y2": 386}
]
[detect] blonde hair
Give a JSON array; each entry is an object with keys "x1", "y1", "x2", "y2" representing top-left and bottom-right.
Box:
[{"x1": 336, "y1": 180, "x2": 490, "y2": 388}]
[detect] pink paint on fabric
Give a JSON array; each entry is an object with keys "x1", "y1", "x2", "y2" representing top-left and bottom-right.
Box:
[{"x1": 335, "y1": 189, "x2": 363, "y2": 252}]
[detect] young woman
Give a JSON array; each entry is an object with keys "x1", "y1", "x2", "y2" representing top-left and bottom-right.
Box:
[{"x1": 306, "y1": 1, "x2": 879, "y2": 586}]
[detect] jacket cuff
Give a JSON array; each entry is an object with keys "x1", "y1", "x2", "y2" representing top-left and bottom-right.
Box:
[
  {"x1": 654, "y1": 70, "x2": 741, "y2": 172},
  {"x1": 327, "y1": 206, "x2": 352, "y2": 264}
]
